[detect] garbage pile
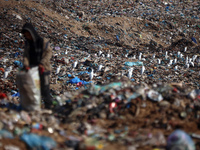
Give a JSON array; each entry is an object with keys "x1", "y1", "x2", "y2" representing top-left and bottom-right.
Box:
[{"x1": 0, "y1": 0, "x2": 200, "y2": 149}]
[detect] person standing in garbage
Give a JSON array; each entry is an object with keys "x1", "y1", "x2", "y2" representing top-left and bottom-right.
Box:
[{"x1": 21, "y1": 23, "x2": 53, "y2": 109}]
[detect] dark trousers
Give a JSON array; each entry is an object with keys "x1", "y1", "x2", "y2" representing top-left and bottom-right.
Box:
[{"x1": 40, "y1": 72, "x2": 53, "y2": 108}]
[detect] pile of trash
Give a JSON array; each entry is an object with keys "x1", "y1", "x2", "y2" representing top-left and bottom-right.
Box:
[
  {"x1": 0, "y1": 0, "x2": 200, "y2": 149},
  {"x1": 0, "y1": 81, "x2": 200, "y2": 149}
]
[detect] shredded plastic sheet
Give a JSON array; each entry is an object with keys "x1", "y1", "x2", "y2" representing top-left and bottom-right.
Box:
[
  {"x1": 124, "y1": 61, "x2": 143, "y2": 66},
  {"x1": 21, "y1": 133, "x2": 57, "y2": 150},
  {"x1": 68, "y1": 77, "x2": 92, "y2": 85}
]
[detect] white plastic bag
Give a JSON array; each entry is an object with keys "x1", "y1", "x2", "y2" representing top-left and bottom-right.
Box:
[{"x1": 16, "y1": 67, "x2": 41, "y2": 111}]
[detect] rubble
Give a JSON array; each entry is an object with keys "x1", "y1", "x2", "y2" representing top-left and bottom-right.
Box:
[{"x1": 0, "y1": 0, "x2": 200, "y2": 149}]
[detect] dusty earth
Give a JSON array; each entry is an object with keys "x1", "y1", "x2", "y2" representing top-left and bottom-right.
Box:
[{"x1": 0, "y1": 0, "x2": 200, "y2": 150}]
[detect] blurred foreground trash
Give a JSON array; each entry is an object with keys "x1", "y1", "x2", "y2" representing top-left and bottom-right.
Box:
[
  {"x1": 0, "y1": 129, "x2": 14, "y2": 139},
  {"x1": 21, "y1": 133, "x2": 57, "y2": 150},
  {"x1": 0, "y1": 0, "x2": 200, "y2": 149},
  {"x1": 167, "y1": 130, "x2": 195, "y2": 150},
  {"x1": 188, "y1": 89, "x2": 200, "y2": 101}
]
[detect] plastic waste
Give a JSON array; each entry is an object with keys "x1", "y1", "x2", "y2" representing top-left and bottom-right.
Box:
[
  {"x1": 14, "y1": 61, "x2": 23, "y2": 68},
  {"x1": 188, "y1": 89, "x2": 200, "y2": 101},
  {"x1": 11, "y1": 92, "x2": 20, "y2": 97},
  {"x1": 4, "y1": 145, "x2": 20, "y2": 150},
  {"x1": 0, "y1": 129, "x2": 14, "y2": 139},
  {"x1": 191, "y1": 37, "x2": 197, "y2": 44},
  {"x1": 124, "y1": 61, "x2": 143, "y2": 66},
  {"x1": 68, "y1": 77, "x2": 92, "y2": 85},
  {"x1": 147, "y1": 90, "x2": 163, "y2": 102},
  {"x1": 88, "y1": 82, "x2": 122, "y2": 95},
  {"x1": 167, "y1": 130, "x2": 195, "y2": 150},
  {"x1": 0, "y1": 1, "x2": 200, "y2": 150},
  {"x1": 21, "y1": 133, "x2": 57, "y2": 150}
]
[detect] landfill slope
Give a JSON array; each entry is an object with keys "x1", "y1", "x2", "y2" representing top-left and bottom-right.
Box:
[{"x1": 0, "y1": 0, "x2": 200, "y2": 150}]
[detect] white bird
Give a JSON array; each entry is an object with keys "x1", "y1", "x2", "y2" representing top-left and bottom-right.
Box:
[
  {"x1": 180, "y1": 54, "x2": 184, "y2": 58},
  {"x1": 174, "y1": 58, "x2": 177, "y2": 64},
  {"x1": 157, "y1": 59, "x2": 161, "y2": 64},
  {"x1": 128, "y1": 68, "x2": 133, "y2": 79},
  {"x1": 174, "y1": 66, "x2": 178, "y2": 70},
  {"x1": 65, "y1": 50, "x2": 68, "y2": 55},
  {"x1": 142, "y1": 58, "x2": 146, "y2": 61},
  {"x1": 184, "y1": 47, "x2": 187, "y2": 52},
  {"x1": 98, "y1": 64, "x2": 103, "y2": 71},
  {"x1": 165, "y1": 51, "x2": 168, "y2": 56},
  {"x1": 98, "y1": 51, "x2": 102, "y2": 56},
  {"x1": 138, "y1": 54, "x2": 142, "y2": 60},
  {"x1": 132, "y1": 55, "x2": 136, "y2": 59},
  {"x1": 192, "y1": 55, "x2": 197, "y2": 62},
  {"x1": 102, "y1": 54, "x2": 105, "y2": 57},
  {"x1": 90, "y1": 69, "x2": 94, "y2": 80},
  {"x1": 169, "y1": 59, "x2": 173, "y2": 65},
  {"x1": 125, "y1": 53, "x2": 128, "y2": 58},
  {"x1": 185, "y1": 63, "x2": 190, "y2": 68},
  {"x1": 73, "y1": 61, "x2": 78, "y2": 69},
  {"x1": 107, "y1": 53, "x2": 110, "y2": 58},
  {"x1": 167, "y1": 64, "x2": 171, "y2": 67},
  {"x1": 185, "y1": 56, "x2": 188, "y2": 63},
  {"x1": 152, "y1": 53, "x2": 156, "y2": 59},
  {"x1": 177, "y1": 51, "x2": 181, "y2": 57},
  {"x1": 141, "y1": 66, "x2": 145, "y2": 75},
  {"x1": 4, "y1": 71, "x2": 9, "y2": 79},
  {"x1": 189, "y1": 58, "x2": 192, "y2": 63},
  {"x1": 190, "y1": 62, "x2": 194, "y2": 67},
  {"x1": 56, "y1": 66, "x2": 61, "y2": 74}
]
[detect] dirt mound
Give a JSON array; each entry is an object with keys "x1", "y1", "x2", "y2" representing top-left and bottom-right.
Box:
[{"x1": 0, "y1": 0, "x2": 200, "y2": 150}]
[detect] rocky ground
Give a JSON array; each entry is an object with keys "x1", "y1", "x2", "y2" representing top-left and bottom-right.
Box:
[{"x1": 0, "y1": 0, "x2": 200, "y2": 150}]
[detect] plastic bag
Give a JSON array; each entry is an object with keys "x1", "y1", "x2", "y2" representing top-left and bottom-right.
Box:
[
  {"x1": 16, "y1": 67, "x2": 41, "y2": 111},
  {"x1": 124, "y1": 61, "x2": 143, "y2": 66},
  {"x1": 21, "y1": 133, "x2": 57, "y2": 150},
  {"x1": 167, "y1": 130, "x2": 195, "y2": 150},
  {"x1": 0, "y1": 129, "x2": 14, "y2": 139},
  {"x1": 88, "y1": 82, "x2": 122, "y2": 95},
  {"x1": 68, "y1": 77, "x2": 92, "y2": 85}
]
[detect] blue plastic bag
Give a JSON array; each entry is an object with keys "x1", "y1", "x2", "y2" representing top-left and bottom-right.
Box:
[
  {"x1": 68, "y1": 77, "x2": 92, "y2": 85},
  {"x1": 14, "y1": 61, "x2": 23, "y2": 68},
  {"x1": 14, "y1": 52, "x2": 20, "y2": 58},
  {"x1": 0, "y1": 129, "x2": 14, "y2": 139},
  {"x1": 12, "y1": 92, "x2": 20, "y2": 97},
  {"x1": 191, "y1": 37, "x2": 197, "y2": 44},
  {"x1": 116, "y1": 35, "x2": 120, "y2": 41},
  {"x1": 21, "y1": 133, "x2": 57, "y2": 150},
  {"x1": 78, "y1": 71, "x2": 90, "y2": 75}
]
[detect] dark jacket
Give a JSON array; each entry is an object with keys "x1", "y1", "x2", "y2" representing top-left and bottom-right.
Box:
[{"x1": 22, "y1": 23, "x2": 52, "y2": 72}]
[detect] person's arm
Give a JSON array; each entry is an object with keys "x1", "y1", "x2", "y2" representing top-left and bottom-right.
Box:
[
  {"x1": 40, "y1": 39, "x2": 52, "y2": 68},
  {"x1": 23, "y1": 45, "x2": 29, "y2": 67}
]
